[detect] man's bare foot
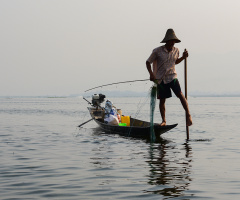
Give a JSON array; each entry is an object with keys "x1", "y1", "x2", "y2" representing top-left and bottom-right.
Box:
[
  {"x1": 160, "y1": 121, "x2": 166, "y2": 126},
  {"x1": 186, "y1": 115, "x2": 193, "y2": 126}
]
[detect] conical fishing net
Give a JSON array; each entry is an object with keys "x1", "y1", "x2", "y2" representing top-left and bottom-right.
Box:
[{"x1": 150, "y1": 84, "x2": 157, "y2": 142}]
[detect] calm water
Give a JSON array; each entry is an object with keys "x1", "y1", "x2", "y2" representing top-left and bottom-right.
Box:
[{"x1": 1, "y1": 96, "x2": 240, "y2": 199}]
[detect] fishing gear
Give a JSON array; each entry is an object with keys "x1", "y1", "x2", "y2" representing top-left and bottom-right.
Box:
[
  {"x1": 84, "y1": 79, "x2": 149, "y2": 92},
  {"x1": 82, "y1": 78, "x2": 164, "y2": 141},
  {"x1": 150, "y1": 84, "x2": 157, "y2": 142}
]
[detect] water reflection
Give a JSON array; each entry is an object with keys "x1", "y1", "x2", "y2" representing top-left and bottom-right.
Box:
[
  {"x1": 145, "y1": 139, "x2": 192, "y2": 198},
  {"x1": 89, "y1": 128, "x2": 193, "y2": 198}
]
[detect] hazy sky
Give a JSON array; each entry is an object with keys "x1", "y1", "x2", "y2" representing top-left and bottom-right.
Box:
[{"x1": 1, "y1": 0, "x2": 240, "y2": 96}]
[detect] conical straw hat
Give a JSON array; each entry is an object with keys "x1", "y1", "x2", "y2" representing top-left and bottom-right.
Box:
[{"x1": 161, "y1": 29, "x2": 181, "y2": 43}]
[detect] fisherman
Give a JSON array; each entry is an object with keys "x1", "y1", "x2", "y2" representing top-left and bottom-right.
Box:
[{"x1": 146, "y1": 28, "x2": 192, "y2": 126}]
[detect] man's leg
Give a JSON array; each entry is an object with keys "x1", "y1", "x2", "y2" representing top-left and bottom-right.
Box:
[
  {"x1": 176, "y1": 92, "x2": 192, "y2": 126},
  {"x1": 159, "y1": 98, "x2": 166, "y2": 126}
]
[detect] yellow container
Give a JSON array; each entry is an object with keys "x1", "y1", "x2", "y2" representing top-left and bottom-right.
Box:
[{"x1": 121, "y1": 116, "x2": 130, "y2": 126}]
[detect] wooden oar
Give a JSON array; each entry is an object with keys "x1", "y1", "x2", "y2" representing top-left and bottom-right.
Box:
[
  {"x1": 78, "y1": 118, "x2": 93, "y2": 127},
  {"x1": 184, "y1": 50, "x2": 190, "y2": 140}
]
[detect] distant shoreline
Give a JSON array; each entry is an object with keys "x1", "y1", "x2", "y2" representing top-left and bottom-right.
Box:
[{"x1": 1, "y1": 94, "x2": 240, "y2": 98}]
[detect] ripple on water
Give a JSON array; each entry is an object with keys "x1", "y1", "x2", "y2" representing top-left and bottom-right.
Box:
[{"x1": 1, "y1": 97, "x2": 240, "y2": 199}]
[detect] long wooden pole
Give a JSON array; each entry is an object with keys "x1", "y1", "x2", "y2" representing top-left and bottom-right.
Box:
[
  {"x1": 78, "y1": 118, "x2": 93, "y2": 127},
  {"x1": 184, "y1": 51, "x2": 190, "y2": 140}
]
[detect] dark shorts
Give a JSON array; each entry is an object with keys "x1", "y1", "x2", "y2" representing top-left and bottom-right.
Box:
[{"x1": 157, "y1": 79, "x2": 181, "y2": 99}]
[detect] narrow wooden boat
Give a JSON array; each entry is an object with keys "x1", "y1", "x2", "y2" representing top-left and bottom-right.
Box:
[{"x1": 88, "y1": 107, "x2": 177, "y2": 139}]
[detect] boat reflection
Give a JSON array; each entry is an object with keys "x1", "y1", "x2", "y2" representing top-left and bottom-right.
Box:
[{"x1": 144, "y1": 139, "x2": 192, "y2": 197}]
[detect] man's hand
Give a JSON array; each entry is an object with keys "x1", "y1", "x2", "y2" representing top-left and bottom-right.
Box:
[
  {"x1": 146, "y1": 61, "x2": 157, "y2": 82},
  {"x1": 150, "y1": 73, "x2": 156, "y2": 82},
  {"x1": 182, "y1": 49, "x2": 189, "y2": 59},
  {"x1": 176, "y1": 49, "x2": 189, "y2": 64}
]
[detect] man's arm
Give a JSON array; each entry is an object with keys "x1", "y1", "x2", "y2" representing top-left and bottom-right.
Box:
[
  {"x1": 176, "y1": 49, "x2": 188, "y2": 64},
  {"x1": 146, "y1": 61, "x2": 156, "y2": 81}
]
